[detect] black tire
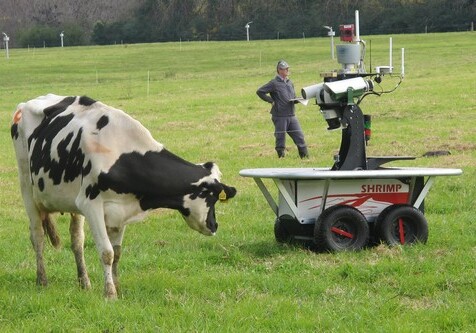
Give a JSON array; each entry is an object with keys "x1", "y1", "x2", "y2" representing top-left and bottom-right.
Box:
[
  {"x1": 274, "y1": 215, "x2": 293, "y2": 243},
  {"x1": 314, "y1": 205, "x2": 369, "y2": 252},
  {"x1": 367, "y1": 221, "x2": 380, "y2": 248},
  {"x1": 376, "y1": 204, "x2": 428, "y2": 246}
]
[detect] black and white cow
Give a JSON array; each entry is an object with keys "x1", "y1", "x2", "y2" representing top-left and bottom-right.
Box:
[{"x1": 11, "y1": 94, "x2": 237, "y2": 299}]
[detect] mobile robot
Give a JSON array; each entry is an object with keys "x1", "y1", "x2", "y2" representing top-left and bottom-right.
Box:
[{"x1": 240, "y1": 11, "x2": 462, "y2": 251}]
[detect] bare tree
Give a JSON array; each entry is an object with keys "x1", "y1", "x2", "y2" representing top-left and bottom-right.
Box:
[{"x1": 0, "y1": 0, "x2": 142, "y2": 46}]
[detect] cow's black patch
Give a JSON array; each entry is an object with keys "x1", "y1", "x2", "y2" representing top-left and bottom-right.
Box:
[
  {"x1": 38, "y1": 178, "x2": 45, "y2": 191},
  {"x1": 202, "y1": 161, "x2": 214, "y2": 170},
  {"x1": 90, "y1": 149, "x2": 212, "y2": 212},
  {"x1": 206, "y1": 205, "x2": 217, "y2": 233},
  {"x1": 28, "y1": 98, "x2": 89, "y2": 186},
  {"x1": 43, "y1": 96, "x2": 75, "y2": 118},
  {"x1": 96, "y1": 115, "x2": 109, "y2": 130},
  {"x1": 85, "y1": 184, "x2": 100, "y2": 200},
  {"x1": 62, "y1": 129, "x2": 86, "y2": 183},
  {"x1": 79, "y1": 96, "x2": 97, "y2": 106},
  {"x1": 11, "y1": 123, "x2": 19, "y2": 140},
  {"x1": 82, "y1": 160, "x2": 92, "y2": 177}
]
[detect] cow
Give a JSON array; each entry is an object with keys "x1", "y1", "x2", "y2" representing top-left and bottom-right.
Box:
[{"x1": 10, "y1": 94, "x2": 237, "y2": 299}]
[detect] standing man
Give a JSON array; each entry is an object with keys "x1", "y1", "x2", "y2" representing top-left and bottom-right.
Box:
[{"x1": 257, "y1": 60, "x2": 309, "y2": 158}]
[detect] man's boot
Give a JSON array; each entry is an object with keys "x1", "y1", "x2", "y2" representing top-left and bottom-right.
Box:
[{"x1": 298, "y1": 147, "x2": 309, "y2": 159}]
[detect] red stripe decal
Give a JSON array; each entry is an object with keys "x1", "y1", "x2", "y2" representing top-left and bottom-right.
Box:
[
  {"x1": 331, "y1": 227, "x2": 354, "y2": 239},
  {"x1": 398, "y1": 218, "x2": 405, "y2": 244}
]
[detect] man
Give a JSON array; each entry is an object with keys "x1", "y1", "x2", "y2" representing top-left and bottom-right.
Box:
[{"x1": 257, "y1": 60, "x2": 309, "y2": 158}]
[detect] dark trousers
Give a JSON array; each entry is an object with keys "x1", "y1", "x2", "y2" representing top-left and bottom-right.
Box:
[{"x1": 272, "y1": 115, "x2": 307, "y2": 156}]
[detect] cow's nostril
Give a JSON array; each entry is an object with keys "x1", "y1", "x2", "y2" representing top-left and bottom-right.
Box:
[{"x1": 207, "y1": 221, "x2": 218, "y2": 234}]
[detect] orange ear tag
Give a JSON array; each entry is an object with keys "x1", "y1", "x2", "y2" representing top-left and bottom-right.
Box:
[{"x1": 13, "y1": 109, "x2": 22, "y2": 124}]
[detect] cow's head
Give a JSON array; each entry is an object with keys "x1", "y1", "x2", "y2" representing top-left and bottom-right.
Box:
[{"x1": 181, "y1": 163, "x2": 237, "y2": 236}]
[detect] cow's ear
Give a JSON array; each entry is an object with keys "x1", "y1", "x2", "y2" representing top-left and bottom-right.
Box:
[
  {"x1": 202, "y1": 162, "x2": 215, "y2": 170},
  {"x1": 217, "y1": 183, "x2": 237, "y2": 202}
]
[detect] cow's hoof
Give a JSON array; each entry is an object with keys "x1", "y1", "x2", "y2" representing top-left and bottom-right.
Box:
[
  {"x1": 104, "y1": 282, "x2": 117, "y2": 300},
  {"x1": 36, "y1": 276, "x2": 48, "y2": 287},
  {"x1": 79, "y1": 277, "x2": 91, "y2": 290}
]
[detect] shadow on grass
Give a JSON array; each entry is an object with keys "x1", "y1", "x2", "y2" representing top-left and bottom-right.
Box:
[
  {"x1": 236, "y1": 239, "x2": 318, "y2": 258},
  {"x1": 236, "y1": 236, "x2": 390, "y2": 257}
]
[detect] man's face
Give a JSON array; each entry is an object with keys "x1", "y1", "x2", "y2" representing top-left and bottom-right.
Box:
[{"x1": 278, "y1": 67, "x2": 289, "y2": 78}]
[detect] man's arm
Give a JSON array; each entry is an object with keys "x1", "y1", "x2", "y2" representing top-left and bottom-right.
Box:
[{"x1": 256, "y1": 81, "x2": 274, "y2": 104}]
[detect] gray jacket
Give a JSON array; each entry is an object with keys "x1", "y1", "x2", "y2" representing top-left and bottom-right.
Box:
[{"x1": 257, "y1": 75, "x2": 297, "y2": 117}]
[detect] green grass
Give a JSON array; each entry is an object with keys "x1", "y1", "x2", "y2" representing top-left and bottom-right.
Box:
[{"x1": 0, "y1": 32, "x2": 475, "y2": 332}]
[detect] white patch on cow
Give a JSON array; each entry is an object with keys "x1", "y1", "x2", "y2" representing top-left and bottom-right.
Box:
[
  {"x1": 33, "y1": 178, "x2": 83, "y2": 213},
  {"x1": 178, "y1": 163, "x2": 222, "y2": 235},
  {"x1": 192, "y1": 163, "x2": 222, "y2": 187},
  {"x1": 209, "y1": 163, "x2": 222, "y2": 181},
  {"x1": 102, "y1": 193, "x2": 146, "y2": 227},
  {"x1": 182, "y1": 195, "x2": 214, "y2": 236}
]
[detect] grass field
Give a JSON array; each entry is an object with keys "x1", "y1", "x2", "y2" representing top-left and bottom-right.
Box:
[{"x1": 0, "y1": 32, "x2": 475, "y2": 332}]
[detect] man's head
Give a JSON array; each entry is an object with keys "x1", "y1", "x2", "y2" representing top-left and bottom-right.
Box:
[
  {"x1": 277, "y1": 60, "x2": 289, "y2": 70},
  {"x1": 276, "y1": 60, "x2": 290, "y2": 77}
]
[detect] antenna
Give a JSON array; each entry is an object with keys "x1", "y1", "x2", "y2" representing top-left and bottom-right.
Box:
[
  {"x1": 389, "y1": 37, "x2": 393, "y2": 73},
  {"x1": 355, "y1": 10, "x2": 360, "y2": 42},
  {"x1": 245, "y1": 21, "x2": 253, "y2": 42},
  {"x1": 2, "y1": 32, "x2": 9, "y2": 59},
  {"x1": 369, "y1": 39, "x2": 372, "y2": 74},
  {"x1": 323, "y1": 26, "x2": 335, "y2": 59},
  {"x1": 401, "y1": 48, "x2": 405, "y2": 78}
]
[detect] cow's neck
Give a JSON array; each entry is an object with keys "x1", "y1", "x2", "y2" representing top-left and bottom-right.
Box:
[{"x1": 98, "y1": 149, "x2": 208, "y2": 212}]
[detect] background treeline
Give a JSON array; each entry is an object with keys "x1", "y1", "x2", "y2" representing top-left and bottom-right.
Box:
[{"x1": 1, "y1": 0, "x2": 474, "y2": 47}]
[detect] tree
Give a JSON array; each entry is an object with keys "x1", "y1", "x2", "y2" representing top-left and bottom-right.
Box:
[
  {"x1": 2, "y1": 0, "x2": 475, "y2": 47},
  {"x1": 17, "y1": 25, "x2": 58, "y2": 48}
]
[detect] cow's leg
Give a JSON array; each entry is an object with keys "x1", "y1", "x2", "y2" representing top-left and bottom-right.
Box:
[
  {"x1": 30, "y1": 212, "x2": 48, "y2": 286},
  {"x1": 14, "y1": 143, "x2": 48, "y2": 286},
  {"x1": 78, "y1": 200, "x2": 117, "y2": 299},
  {"x1": 16, "y1": 178, "x2": 48, "y2": 286},
  {"x1": 107, "y1": 226, "x2": 126, "y2": 294},
  {"x1": 69, "y1": 213, "x2": 91, "y2": 290},
  {"x1": 91, "y1": 223, "x2": 116, "y2": 299}
]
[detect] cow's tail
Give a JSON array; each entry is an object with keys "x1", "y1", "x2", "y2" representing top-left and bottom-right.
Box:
[{"x1": 42, "y1": 214, "x2": 61, "y2": 249}]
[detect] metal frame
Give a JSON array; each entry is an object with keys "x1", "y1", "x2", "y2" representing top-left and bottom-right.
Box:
[{"x1": 242, "y1": 167, "x2": 462, "y2": 223}]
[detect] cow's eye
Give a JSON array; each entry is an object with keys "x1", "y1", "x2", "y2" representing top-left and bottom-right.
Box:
[{"x1": 197, "y1": 189, "x2": 210, "y2": 199}]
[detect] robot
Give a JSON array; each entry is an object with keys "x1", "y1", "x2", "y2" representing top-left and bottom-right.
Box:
[
  {"x1": 302, "y1": 14, "x2": 406, "y2": 171},
  {"x1": 240, "y1": 11, "x2": 462, "y2": 251}
]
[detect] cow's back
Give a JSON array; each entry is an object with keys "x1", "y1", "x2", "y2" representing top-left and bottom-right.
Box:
[{"x1": 11, "y1": 94, "x2": 164, "y2": 213}]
